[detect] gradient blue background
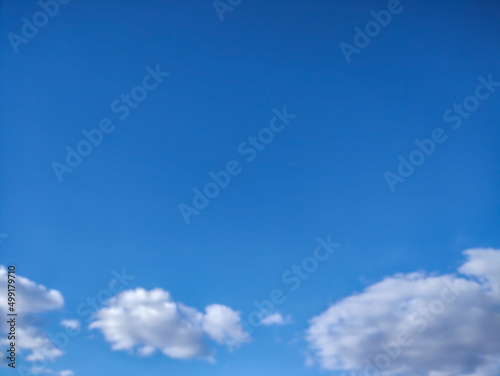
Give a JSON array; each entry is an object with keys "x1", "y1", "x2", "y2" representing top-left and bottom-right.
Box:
[{"x1": 1, "y1": 0, "x2": 499, "y2": 375}]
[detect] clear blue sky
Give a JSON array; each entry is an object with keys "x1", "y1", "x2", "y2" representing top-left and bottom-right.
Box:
[{"x1": 1, "y1": 1, "x2": 499, "y2": 375}]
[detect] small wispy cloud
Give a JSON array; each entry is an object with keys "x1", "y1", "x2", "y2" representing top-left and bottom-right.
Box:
[
  {"x1": 260, "y1": 313, "x2": 292, "y2": 326},
  {"x1": 61, "y1": 320, "x2": 80, "y2": 330}
]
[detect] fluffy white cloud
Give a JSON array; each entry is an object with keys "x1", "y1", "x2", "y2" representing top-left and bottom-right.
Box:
[
  {"x1": 59, "y1": 370, "x2": 75, "y2": 376},
  {"x1": 0, "y1": 265, "x2": 65, "y2": 364},
  {"x1": 202, "y1": 304, "x2": 250, "y2": 345},
  {"x1": 89, "y1": 288, "x2": 249, "y2": 361},
  {"x1": 306, "y1": 248, "x2": 500, "y2": 376},
  {"x1": 260, "y1": 313, "x2": 291, "y2": 326}
]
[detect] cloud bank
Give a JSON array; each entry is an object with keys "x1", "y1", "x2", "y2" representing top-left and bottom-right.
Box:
[{"x1": 305, "y1": 248, "x2": 500, "y2": 376}]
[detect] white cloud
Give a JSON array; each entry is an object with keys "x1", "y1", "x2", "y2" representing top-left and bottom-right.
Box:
[
  {"x1": 306, "y1": 248, "x2": 500, "y2": 376},
  {"x1": 459, "y1": 248, "x2": 500, "y2": 297},
  {"x1": 0, "y1": 265, "x2": 63, "y2": 313},
  {"x1": 202, "y1": 304, "x2": 250, "y2": 346},
  {"x1": 20, "y1": 326, "x2": 64, "y2": 362},
  {"x1": 89, "y1": 288, "x2": 249, "y2": 361},
  {"x1": 59, "y1": 370, "x2": 74, "y2": 376},
  {"x1": 0, "y1": 265, "x2": 65, "y2": 364},
  {"x1": 260, "y1": 313, "x2": 291, "y2": 326},
  {"x1": 61, "y1": 320, "x2": 80, "y2": 330},
  {"x1": 137, "y1": 346, "x2": 156, "y2": 357}
]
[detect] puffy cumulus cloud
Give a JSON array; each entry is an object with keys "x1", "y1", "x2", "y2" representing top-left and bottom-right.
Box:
[
  {"x1": 260, "y1": 313, "x2": 292, "y2": 326},
  {"x1": 0, "y1": 265, "x2": 65, "y2": 365},
  {"x1": 305, "y1": 248, "x2": 500, "y2": 376},
  {"x1": 89, "y1": 288, "x2": 249, "y2": 361}
]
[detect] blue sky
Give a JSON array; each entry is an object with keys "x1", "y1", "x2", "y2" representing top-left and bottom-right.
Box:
[{"x1": 1, "y1": 1, "x2": 500, "y2": 375}]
